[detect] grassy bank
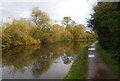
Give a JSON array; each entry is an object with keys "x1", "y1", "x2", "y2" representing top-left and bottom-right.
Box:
[
  {"x1": 96, "y1": 43, "x2": 119, "y2": 79},
  {"x1": 64, "y1": 42, "x2": 93, "y2": 79}
]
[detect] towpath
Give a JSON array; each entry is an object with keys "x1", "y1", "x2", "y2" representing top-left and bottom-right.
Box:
[{"x1": 86, "y1": 41, "x2": 116, "y2": 79}]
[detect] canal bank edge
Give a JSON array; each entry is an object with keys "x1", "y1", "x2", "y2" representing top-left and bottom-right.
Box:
[{"x1": 64, "y1": 41, "x2": 94, "y2": 79}]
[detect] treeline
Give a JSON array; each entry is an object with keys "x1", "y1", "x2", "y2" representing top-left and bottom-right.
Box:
[
  {"x1": 88, "y1": 2, "x2": 120, "y2": 59},
  {"x1": 1, "y1": 7, "x2": 96, "y2": 47}
]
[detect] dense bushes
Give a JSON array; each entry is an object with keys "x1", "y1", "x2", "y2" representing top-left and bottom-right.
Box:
[
  {"x1": 2, "y1": 18, "x2": 40, "y2": 46},
  {"x1": 88, "y1": 2, "x2": 119, "y2": 59}
]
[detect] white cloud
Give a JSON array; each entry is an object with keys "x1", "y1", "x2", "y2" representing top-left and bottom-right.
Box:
[
  {"x1": 51, "y1": 0, "x2": 96, "y2": 24},
  {"x1": 0, "y1": 0, "x2": 96, "y2": 25}
]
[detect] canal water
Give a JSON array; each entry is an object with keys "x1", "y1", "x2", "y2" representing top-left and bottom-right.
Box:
[{"x1": 2, "y1": 42, "x2": 87, "y2": 79}]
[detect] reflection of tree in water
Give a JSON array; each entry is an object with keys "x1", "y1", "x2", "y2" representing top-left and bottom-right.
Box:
[
  {"x1": 63, "y1": 43, "x2": 75, "y2": 56},
  {"x1": 2, "y1": 46, "x2": 40, "y2": 74},
  {"x1": 61, "y1": 56, "x2": 73, "y2": 64},
  {"x1": 72, "y1": 41, "x2": 88, "y2": 54},
  {"x1": 61, "y1": 42, "x2": 88, "y2": 64},
  {"x1": 62, "y1": 43, "x2": 75, "y2": 64},
  {"x1": 2, "y1": 42, "x2": 87, "y2": 78},
  {"x1": 31, "y1": 58, "x2": 52, "y2": 78},
  {"x1": 30, "y1": 43, "x2": 65, "y2": 78}
]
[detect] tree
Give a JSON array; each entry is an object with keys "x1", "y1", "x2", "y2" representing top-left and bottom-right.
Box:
[
  {"x1": 70, "y1": 20, "x2": 76, "y2": 26},
  {"x1": 2, "y1": 27, "x2": 12, "y2": 45},
  {"x1": 31, "y1": 7, "x2": 50, "y2": 30},
  {"x1": 61, "y1": 17, "x2": 72, "y2": 27},
  {"x1": 62, "y1": 30, "x2": 73, "y2": 42},
  {"x1": 73, "y1": 24, "x2": 85, "y2": 41},
  {"x1": 2, "y1": 18, "x2": 40, "y2": 46},
  {"x1": 88, "y1": 2, "x2": 119, "y2": 56}
]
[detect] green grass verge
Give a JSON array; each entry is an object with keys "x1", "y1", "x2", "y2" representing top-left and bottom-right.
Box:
[
  {"x1": 96, "y1": 43, "x2": 119, "y2": 79},
  {"x1": 64, "y1": 42, "x2": 93, "y2": 79}
]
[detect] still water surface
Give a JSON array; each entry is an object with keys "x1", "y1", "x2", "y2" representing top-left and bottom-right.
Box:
[{"x1": 2, "y1": 42, "x2": 87, "y2": 79}]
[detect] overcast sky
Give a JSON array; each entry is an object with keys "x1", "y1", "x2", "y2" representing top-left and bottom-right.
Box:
[{"x1": 0, "y1": 0, "x2": 97, "y2": 25}]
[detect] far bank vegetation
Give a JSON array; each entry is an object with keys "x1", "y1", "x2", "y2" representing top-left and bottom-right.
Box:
[{"x1": 1, "y1": 7, "x2": 96, "y2": 47}]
